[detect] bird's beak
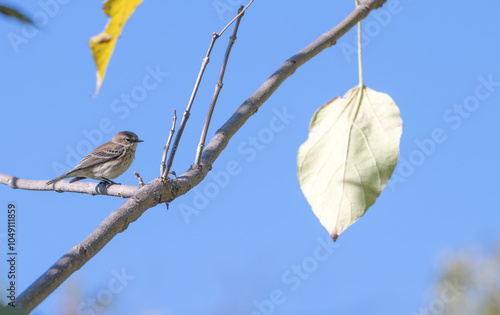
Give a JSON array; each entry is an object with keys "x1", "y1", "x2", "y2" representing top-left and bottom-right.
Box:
[{"x1": 137, "y1": 139, "x2": 144, "y2": 143}]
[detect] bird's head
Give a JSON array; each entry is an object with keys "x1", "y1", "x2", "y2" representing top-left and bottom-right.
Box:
[{"x1": 112, "y1": 131, "x2": 144, "y2": 148}]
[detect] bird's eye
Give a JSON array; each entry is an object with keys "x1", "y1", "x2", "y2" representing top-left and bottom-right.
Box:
[{"x1": 126, "y1": 138, "x2": 131, "y2": 142}]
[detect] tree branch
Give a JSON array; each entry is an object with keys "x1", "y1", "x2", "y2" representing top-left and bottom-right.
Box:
[
  {"x1": 0, "y1": 173, "x2": 139, "y2": 198},
  {"x1": 15, "y1": 0, "x2": 386, "y2": 311},
  {"x1": 195, "y1": 6, "x2": 244, "y2": 166}
]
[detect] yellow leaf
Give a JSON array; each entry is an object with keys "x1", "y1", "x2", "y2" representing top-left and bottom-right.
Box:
[{"x1": 90, "y1": 0, "x2": 143, "y2": 95}]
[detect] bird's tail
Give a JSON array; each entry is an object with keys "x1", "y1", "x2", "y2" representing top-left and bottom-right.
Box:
[
  {"x1": 46, "y1": 172, "x2": 72, "y2": 185},
  {"x1": 46, "y1": 176, "x2": 65, "y2": 185}
]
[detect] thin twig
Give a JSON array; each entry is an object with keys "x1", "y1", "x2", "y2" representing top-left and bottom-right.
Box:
[
  {"x1": 160, "y1": 110, "x2": 177, "y2": 179},
  {"x1": 14, "y1": 1, "x2": 387, "y2": 311},
  {"x1": 194, "y1": 6, "x2": 245, "y2": 166},
  {"x1": 218, "y1": 0, "x2": 254, "y2": 37},
  {"x1": 165, "y1": 1, "x2": 254, "y2": 175},
  {"x1": 134, "y1": 171, "x2": 145, "y2": 187},
  {"x1": 164, "y1": 33, "x2": 218, "y2": 175}
]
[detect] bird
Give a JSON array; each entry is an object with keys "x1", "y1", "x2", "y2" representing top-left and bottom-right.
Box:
[{"x1": 46, "y1": 131, "x2": 143, "y2": 186}]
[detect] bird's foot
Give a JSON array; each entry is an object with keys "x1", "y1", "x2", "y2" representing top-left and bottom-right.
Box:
[{"x1": 100, "y1": 178, "x2": 120, "y2": 186}]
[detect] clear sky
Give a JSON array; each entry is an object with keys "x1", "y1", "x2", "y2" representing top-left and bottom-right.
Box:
[{"x1": 1, "y1": 0, "x2": 499, "y2": 314}]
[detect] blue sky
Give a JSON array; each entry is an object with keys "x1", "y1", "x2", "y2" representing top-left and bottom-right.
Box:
[{"x1": 1, "y1": 0, "x2": 499, "y2": 314}]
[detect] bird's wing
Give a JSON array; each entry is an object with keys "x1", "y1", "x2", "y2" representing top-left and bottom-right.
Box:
[{"x1": 73, "y1": 143, "x2": 126, "y2": 171}]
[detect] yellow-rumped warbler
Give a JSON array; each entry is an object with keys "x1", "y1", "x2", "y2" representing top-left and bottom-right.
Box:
[{"x1": 46, "y1": 131, "x2": 143, "y2": 185}]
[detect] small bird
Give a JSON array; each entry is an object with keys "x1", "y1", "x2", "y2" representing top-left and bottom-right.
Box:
[{"x1": 46, "y1": 131, "x2": 143, "y2": 185}]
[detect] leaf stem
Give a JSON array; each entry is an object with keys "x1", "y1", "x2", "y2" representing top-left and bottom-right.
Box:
[{"x1": 356, "y1": 0, "x2": 364, "y2": 87}]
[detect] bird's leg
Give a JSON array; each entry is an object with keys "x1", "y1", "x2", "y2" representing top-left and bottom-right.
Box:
[{"x1": 98, "y1": 179, "x2": 110, "y2": 186}]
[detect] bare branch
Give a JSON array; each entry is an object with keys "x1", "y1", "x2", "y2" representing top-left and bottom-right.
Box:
[
  {"x1": 165, "y1": 1, "x2": 253, "y2": 175},
  {"x1": 0, "y1": 173, "x2": 139, "y2": 198},
  {"x1": 160, "y1": 110, "x2": 177, "y2": 178},
  {"x1": 16, "y1": 0, "x2": 386, "y2": 311},
  {"x1": 194, "y1": 6, "x2": 244, "y2": 166}
]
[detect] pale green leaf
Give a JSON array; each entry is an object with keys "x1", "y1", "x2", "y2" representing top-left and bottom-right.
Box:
[{"x1": 297, "y1": 86, "x2": 402, "y2": 240}]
